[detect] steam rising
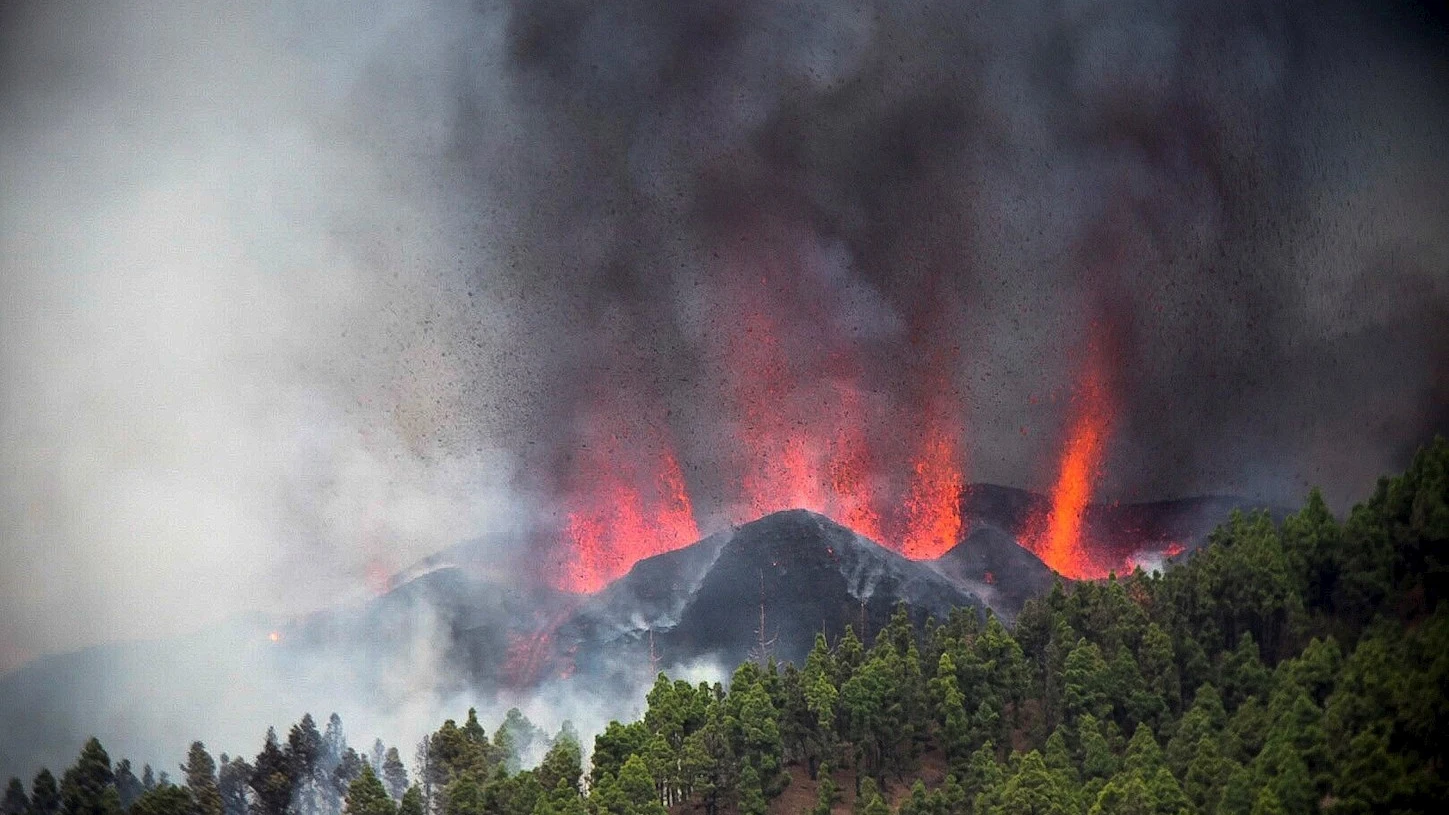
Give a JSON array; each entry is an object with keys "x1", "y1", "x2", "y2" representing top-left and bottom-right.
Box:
[{"x1": 1, "y1": 0, "x2": 1447, "y2": 784}]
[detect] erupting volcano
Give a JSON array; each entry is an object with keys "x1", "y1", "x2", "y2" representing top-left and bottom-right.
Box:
[
  {"x1": 554, "y1": 404, "x2": 700, "y2": 593},
  {"x1": 542, "y1": 262, "x2": 1169, "y2": 592},
  {"x1": 547, "y1": 261, "x2": 978, "y2": 591},
  {"x1": 543, "y1": 245, "x2": 1204, "y2": 594}
]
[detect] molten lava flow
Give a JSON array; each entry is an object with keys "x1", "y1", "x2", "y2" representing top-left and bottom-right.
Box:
[
  {"x1": 901, "y1": 419, "x2": 965, "y2": 559},
  {"x1": 503, "y1": 602, "x2": 580, "y2": 687},
  {"x1": 1025, "y1": 339, "x2": 1113, "y2": 579}
]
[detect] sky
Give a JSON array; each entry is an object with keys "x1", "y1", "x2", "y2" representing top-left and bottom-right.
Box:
[{"x1": 2, "y1": 0, "x2": 1448, "y2": 681}]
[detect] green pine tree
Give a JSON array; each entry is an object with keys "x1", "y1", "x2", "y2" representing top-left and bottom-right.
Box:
[
  {"x1": 344, "y1": 767, "x2": 394, "y2": 815},
  {"x1": 128, "y1": 787, "x2": 190, "y2": 815},
  {"x1": 3, "y1": 779, "x2": 29, "y2": 815},
  {"x1": 30, "y1": 771, "x2": 60, "y2": 815},
  {"x1": 396, "y1": 788, "x2": 423, "y2": 815},
  {"x1": 183, "y1": 743, "x2": 222, "y2": 815},
  {"x1": 60, "y1": 738, "x2": 120, "y2": 815}
]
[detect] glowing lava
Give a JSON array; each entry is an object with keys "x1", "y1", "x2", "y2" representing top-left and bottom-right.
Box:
[
  {"x1": 901, "y1": 418, "x2": 965, "y2": 559},
  {"x1": 1024, "y1": 336, "x2": 1114, "y2": 578},
  {"x1": 550, "y1": 267, "x2": 975, "y2": 591},
  {"x1": 826, "y1": 379, "x2": 884, "y2": 542},
  {"x1": 732, "y1": 309, "x2": 830, "y2": 518},
  {"x1": 556, "y1": 416, "x2": 700, "y2": 593}
]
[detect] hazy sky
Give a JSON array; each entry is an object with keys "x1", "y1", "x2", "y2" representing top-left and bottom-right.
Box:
[{"x1": 2, "y1": 0, "x2": 1448, "y2": 676}]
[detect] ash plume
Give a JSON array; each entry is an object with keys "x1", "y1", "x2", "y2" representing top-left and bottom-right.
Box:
[{"x1": 481, "y1": 0, "x2": 1449, "y2": 520}]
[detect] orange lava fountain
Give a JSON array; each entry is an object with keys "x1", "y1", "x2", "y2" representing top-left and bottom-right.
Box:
[
  {"x1": 556, "y1": 416, "x2": 700, "y2": 593},
  {"x1": 901, "y1": 415, "x2": 965, "y2": 559},
  {"x1": 1024, "y1": 335, "x2": 1114, "y2": 578},
  {"x1": 826, "y1": 379, "x2": 885, "y2": 542},
  {"x1": 551, "y1": 265, "x2": 972, "y2": 592}
]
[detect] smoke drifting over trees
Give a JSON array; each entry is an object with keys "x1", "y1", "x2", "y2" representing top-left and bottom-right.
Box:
[{"x1": 1, "y1": 0, "x2": 1446, "y2": 786}]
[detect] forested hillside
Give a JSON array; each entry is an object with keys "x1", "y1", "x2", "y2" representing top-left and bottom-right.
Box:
[{"x1": 7, "y1": 439, "x2": 1448, "y2": 815}]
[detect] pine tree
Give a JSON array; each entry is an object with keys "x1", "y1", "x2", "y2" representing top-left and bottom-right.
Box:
[
  {"x1": 1253, "y1": 737, "x2": 1313, "y2": 815},
  {"x1": 853, "y1": 778, "x2": 886, "y2": 815},
  {"x1": 735, "y1": 765, "x2": 766, "y2": 815},
  {"x1": 112, "y1": 762, "x2": 141, "y2": 812},
  {"x1": 1281, "y1": 488, "x2": 1341, "y2": 610},
  {"x1": 1063, "y1": 639, "x2": 1111, "y2": 724},
  {"x1": 495, "y1": 709, "x2": 541, "y2": 775},
  {"x1": 1226, "y1": 697, "x2": 1269, "y2": 763},
  {"x1": 1166, "y1": 683, "x2": 1227, "y2": 776},
  {"x1": 961, "y1": 742, "x2": 1001, "y2": 805},
  {"x1": 395, "y1": 788, "x2": 422, "y2": 815},
  {"x1": 250, "y1": 728, "x2": 294, "y2": 815},
  {"x1": 617, "y1": 756, "x2": 666, "y2": 815},
  {"x1": 1221, "y1": 634, "x2": 1272, "y2": 709},
  {"x1": 332, "y1": 750, "x2": 364, "y2": 807},
  {"x1": 1216, "y1": 766, "x2": 1256, "y2": 815},
  {"x1": 1183, "y1": 736, "x2": 1236, "y2": 814},
  {"x1": 535, "y1": 730, "x2": 581, "y2": 797},
  {"x1": 1076, "y1": 715, "x2": 1117, "y2": 781},
  {"x1": 803, "y1": 667, "x2": 840, "y2": 776},
  {"x1": 127, "y1": 786, "x2": 190, "y2": 815},
  {"x1": 994, "y1": 752, "x2": 1077, "y2": 815},
  {"x1": 590, "y1": 722, "x2": 649, "y2": 789},
  {"x1": 897, "y1": 781, "x2": 930, "y2": 815},
  {"x1": 809, "y1": 764, "x2": 837, "y2": 815},
  {"x1": 289, "y1": 715, "x2": 325, "y2": 815},
  {"x1": 1146, "y1": 767, "x2": 1190, "y2": 815},
  {"x1": 215, "y1": 756, "x2": 251, "y2": 815},
  {"x1": 182, "y1": 743, "x2": 222, "y2": 815},
  {"x1": 939, "y1": 774, "x2": 967, "y2": 815},
  {"x1": 1250, "y1": 787, "x2": 1285, "y2": 815},
  {"x1": 1043, "y1": 728, "x2": 1078, "y2": 783},
  {"x1": 344, "y1": 767, "x2": 394, "y2": 815},
  {"x1": 835, "y1": 627, "x2": 864, "y2": 687},
  {"x1": 31, "y1": 770, "x2": 60, "y2": 815},
  {"x1": 1139, "y1": 623, "x2": 1181, "y2": 714},
  {"x1": 440, "y1": 773, "x2": 481, "y2": 815},
  {"x1": 323, "y1": 715, "x2": 347, "y2": 802},
  {"x1": 1087, "y1": 773, "x2": 1154, "y2": 815},
  {"x1": 3, "y1": 779, "x2": 29, "y2": 815},
  {"x1": 378, "y1": 749, "x2": 407, "y2": 803},
  {"x1": 460, "y1": 711, "x2": 486, "y2": 751},
  {"x1": 60, "y1": 738, "x2": 120, "y2": 815},
  {"x1": 1121, "y1": 724, "x2": 1163, "y2": 777}
]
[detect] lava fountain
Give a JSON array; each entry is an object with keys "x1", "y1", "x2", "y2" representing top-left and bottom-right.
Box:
[
  {"x1": 555, "y1": 407, "x2": 700, "y2": 593},
  {"x1": 1023, "y1": 331, "x2": 1114, "y2": 578}
]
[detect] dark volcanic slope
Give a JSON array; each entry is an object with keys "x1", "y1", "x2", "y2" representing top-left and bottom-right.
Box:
[
  {"x1": 960, "y1": 483, "x2": 1280, "y2": 563},
  {"x1": 931, "y1": 525, "x2": 1057, "y2": 619},
  {"x1": 553, "y1": 510, "x2": 983, "y2": 680}
]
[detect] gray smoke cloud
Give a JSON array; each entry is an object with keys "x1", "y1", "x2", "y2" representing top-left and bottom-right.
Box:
[
  {"x1": 1, "y1": 0, "x2": 1447, "y2": 784},
  {"x1": 0, "y1": 1, "x2": 529, "y2": 671},
  {"x1": 483, "y1": 0, "x2": 1449, "y2": 527}
]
